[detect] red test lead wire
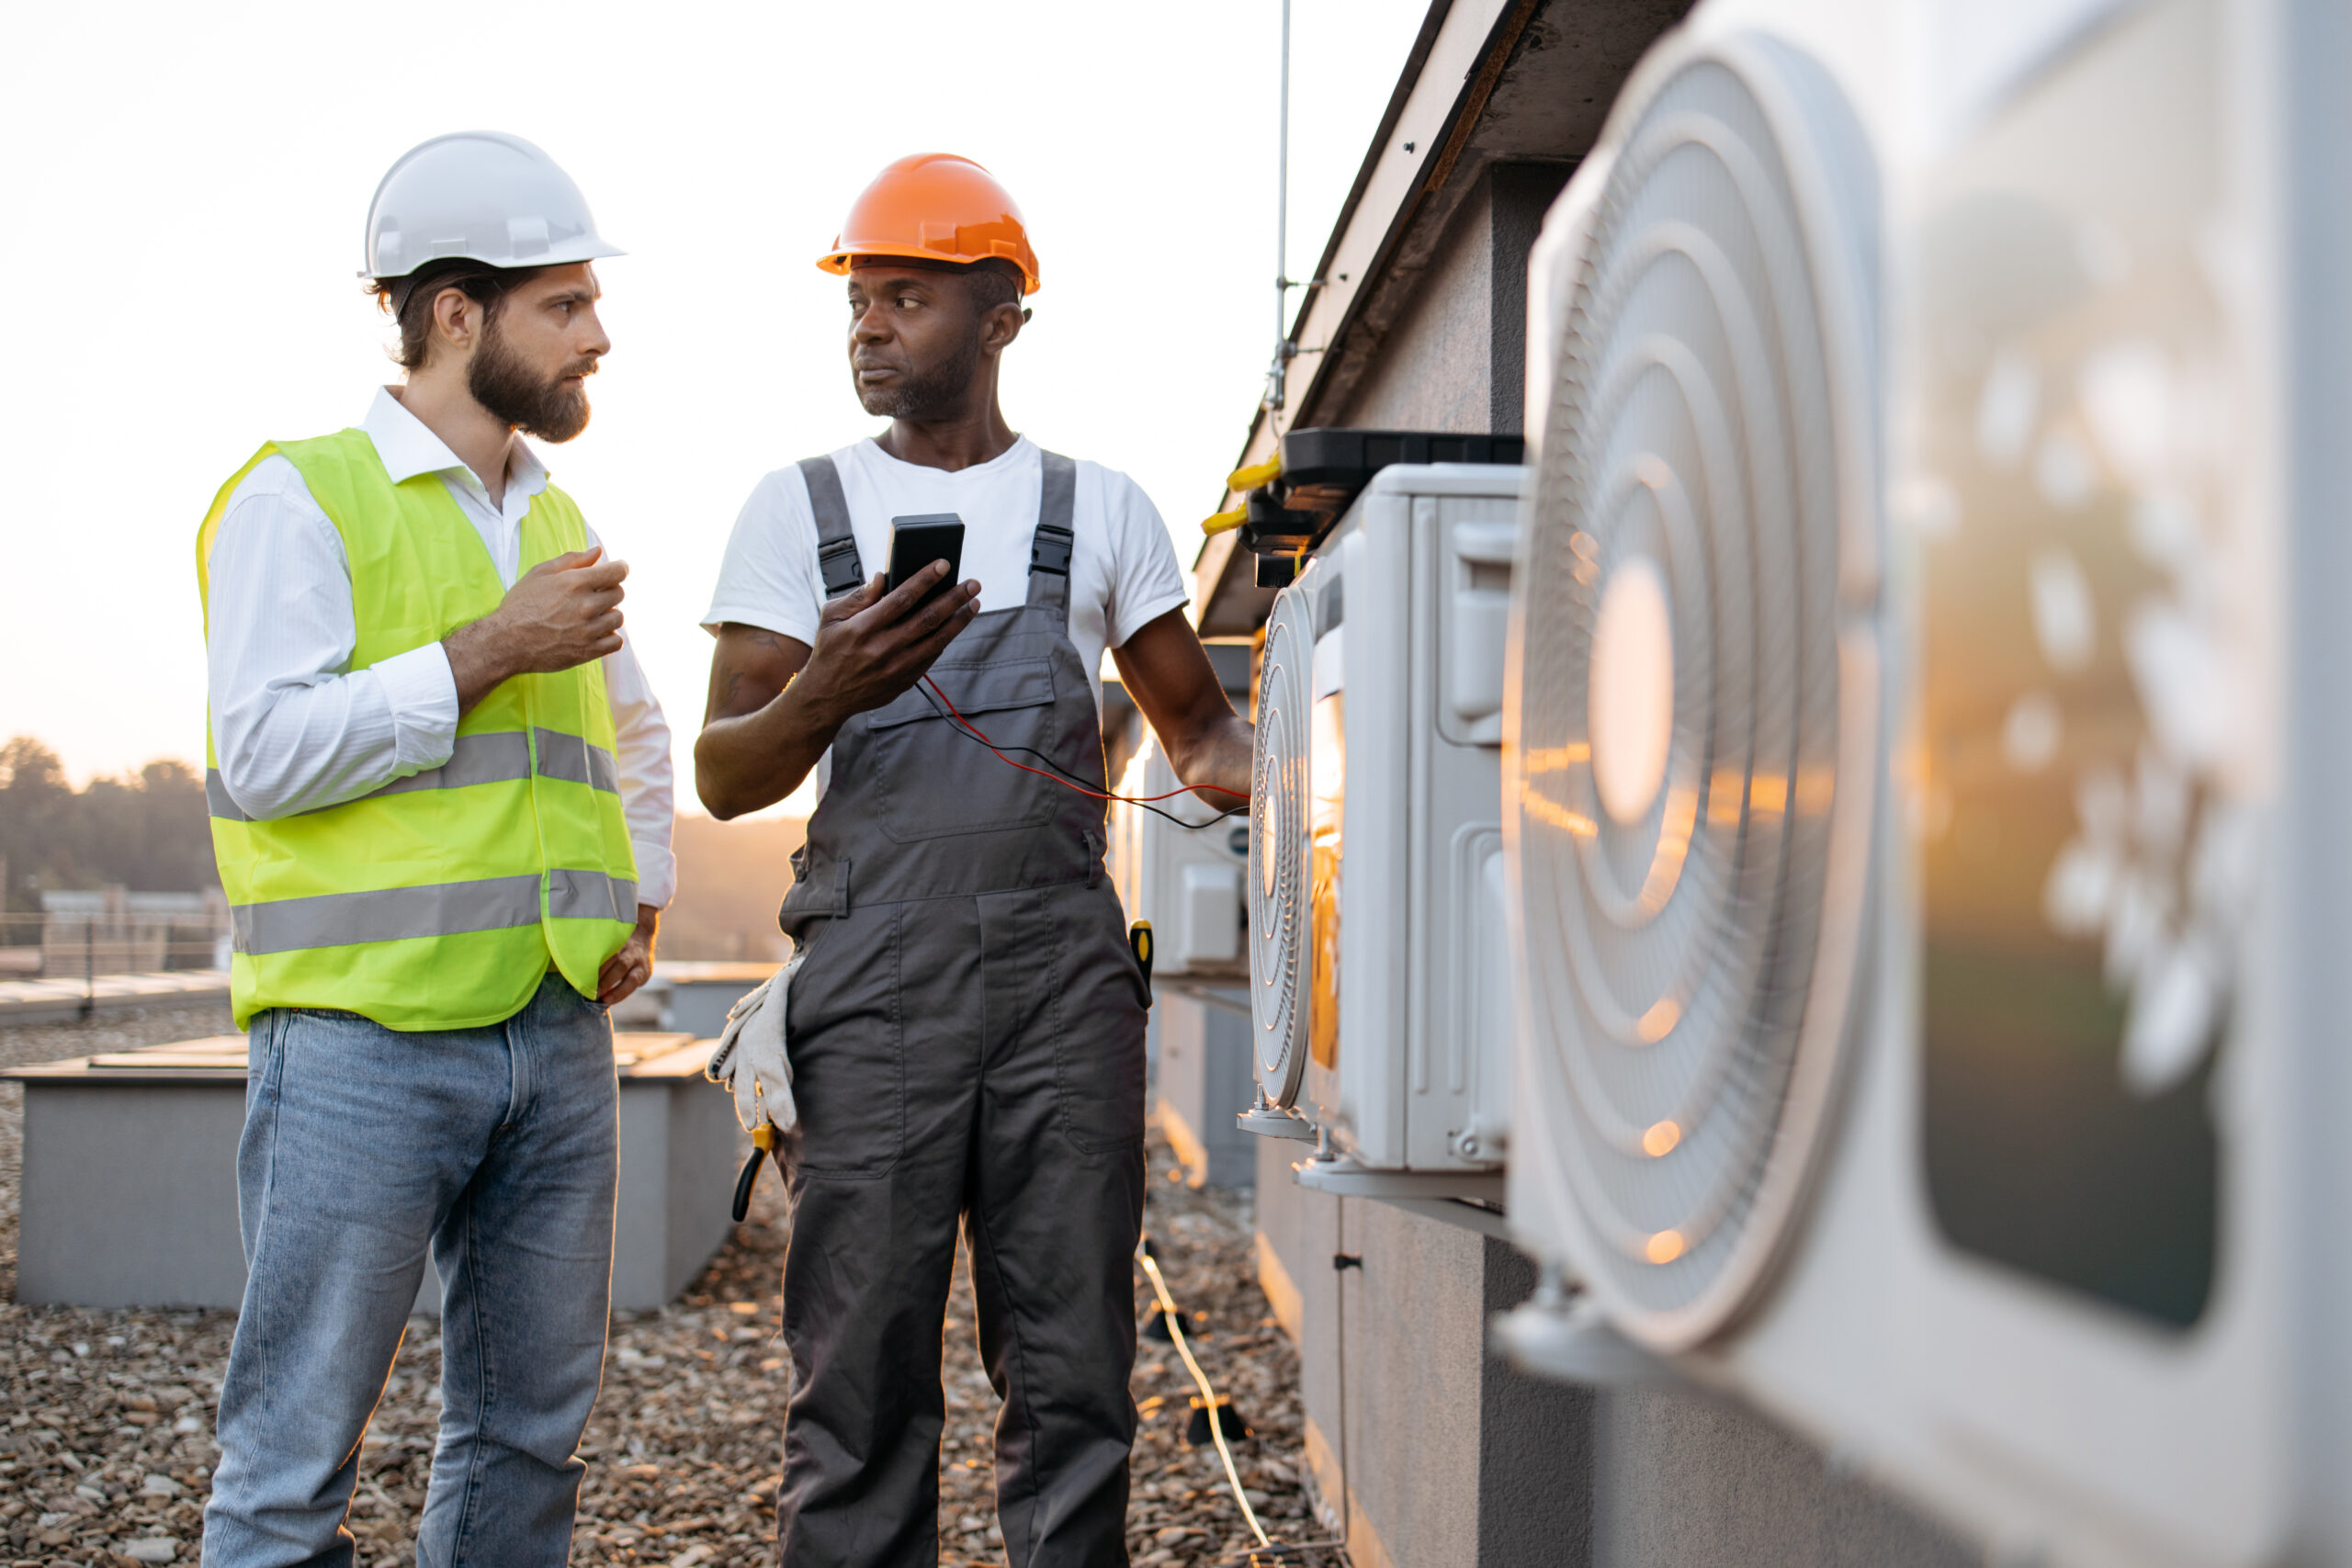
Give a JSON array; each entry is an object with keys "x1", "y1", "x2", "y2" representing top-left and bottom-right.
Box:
[{"x1": 919, "y1": 674, "x2": 1247, "y2": 810}]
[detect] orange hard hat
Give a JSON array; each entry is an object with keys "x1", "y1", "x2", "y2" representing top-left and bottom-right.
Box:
[{"x1": 818, "y1": 153, "x2": 1041, "y2": 295}]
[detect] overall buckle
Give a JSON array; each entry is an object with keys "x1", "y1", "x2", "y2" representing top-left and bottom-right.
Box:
[
  {"x1": 817, "y1": 537, "x2": 864, "y2": 598},
  {"x1": 1031, "y1": 524, "x2": 1074, "y2": 577}
]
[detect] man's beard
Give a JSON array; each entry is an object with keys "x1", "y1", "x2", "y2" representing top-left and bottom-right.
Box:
[
  {"x1": 470, "y1": 317, "x2": 594, "y2": 442},
  {"x1": 856, "y1": 325, "x2": 980, "y2": 420}
]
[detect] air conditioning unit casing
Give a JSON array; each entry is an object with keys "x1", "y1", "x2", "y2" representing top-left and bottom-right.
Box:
[
  {"x1": 1110, "y1": 740, "x2": 1249, "y2": 980},
  {"x1": 1244, "y1": 465, "x2": 1525, "y2": 1186},
  {"x1": 1500, "y1": 0, "x2": 2350, "y2": 1562}
]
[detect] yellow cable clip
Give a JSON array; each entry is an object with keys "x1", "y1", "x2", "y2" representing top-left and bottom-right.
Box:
[
  {"x1": 1204, "y1": 452, "x2": 1281, "y2": 535},
  {"x1": 1227, "y1": 456, "x2": 1282, "y2": 492}
]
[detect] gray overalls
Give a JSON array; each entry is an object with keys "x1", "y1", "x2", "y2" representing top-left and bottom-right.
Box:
[{"x1": 773, "y1": 450, "x2": 1148, "y2": 1568}]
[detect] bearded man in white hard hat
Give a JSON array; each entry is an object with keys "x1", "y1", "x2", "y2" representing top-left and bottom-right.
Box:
[{"x1": 196, "y1": 130, "x2": 673, "y2": 1567}]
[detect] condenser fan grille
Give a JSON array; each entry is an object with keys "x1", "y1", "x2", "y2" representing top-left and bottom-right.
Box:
[
  {"x1": 1512, "y1": 38, "x2": 1879, "y2": 1348},
  {"x1": 1250, "y1": 585, "x2": 1317, "y2": 1107}
]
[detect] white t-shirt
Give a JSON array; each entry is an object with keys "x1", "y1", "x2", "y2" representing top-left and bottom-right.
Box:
[{"x1": 702, "y1": 435, "x2": 1190, "y2": 713}]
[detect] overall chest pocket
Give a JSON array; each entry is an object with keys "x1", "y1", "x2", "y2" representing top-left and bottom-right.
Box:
[{"x1": 865, "y1": 659, "x2": 1061, "y2": 841}]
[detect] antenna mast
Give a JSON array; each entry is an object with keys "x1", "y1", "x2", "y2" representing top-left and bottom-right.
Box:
[{"x1": 1268, "y1": 0, "x2": 1295, "y2": 412}]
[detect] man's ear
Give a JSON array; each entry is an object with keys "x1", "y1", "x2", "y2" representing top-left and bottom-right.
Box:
[
  {"x1": 984, "y1": 300, "x2": 1026, "y2": 353},
  {"x1": 430, "y1": 286, "x2": 479, "y2": 359}
]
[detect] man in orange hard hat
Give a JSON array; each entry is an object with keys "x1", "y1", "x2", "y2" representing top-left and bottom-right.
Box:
[{"x1": 695, "y1": 153, "x2": 1255, "y2": 1566}]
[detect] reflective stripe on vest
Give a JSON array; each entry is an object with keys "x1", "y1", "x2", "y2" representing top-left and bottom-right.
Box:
[
  {"x1": 198, "y1": 428, "x2": 639, "y2": 1032},
  {"x1": 230, "y1": 869, "x2": 639, "y2": 955},
  {"x1": 202, "y1": 729, "x2": 619, "y2": 822}
]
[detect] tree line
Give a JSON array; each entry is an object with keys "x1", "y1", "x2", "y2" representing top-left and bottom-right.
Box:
[{"x1": 0, "y1": 736, "x2": 217, "y2": 914}]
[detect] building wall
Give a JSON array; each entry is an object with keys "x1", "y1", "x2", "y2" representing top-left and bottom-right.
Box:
[
  {"x1": 1257, "y1": 1137, "x2": 1598, "y2": 1568},
  {"x1": 1480, "y1": 1244, "x2": 1596, "y2": 1565},
  {"x1": 1154, "y1": 986, "x2": 1259, "y2": 1189},
  {"x1": 1589, "y1": 1387, "x2": 1978, "y2": 1568},
  {"x1": 1257, "y1": 1115, "x2": 1982, "y2": 1568},
  {"x1": 1341, "y1": 181, "x2": 1498, "y2": 434},
  {"x1": 1336, "y1": 163, "x2": 1573, "y2": 438},
  {"x1": 1252, "y1": 158, "x2": 1978, "y2": 1568},
  {"x1": 1486, "y1": 163, "x2": 1572, "y2": 434}
]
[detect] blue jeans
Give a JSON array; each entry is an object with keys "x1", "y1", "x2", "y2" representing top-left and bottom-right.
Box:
[{"x1": 201, "y1": 974, "x2": 618, "y2": 1568}]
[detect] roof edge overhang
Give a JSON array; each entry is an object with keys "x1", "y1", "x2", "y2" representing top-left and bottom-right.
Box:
[{"x1": 1193, "y1": 0, "x2": 1535, "y2": 630}]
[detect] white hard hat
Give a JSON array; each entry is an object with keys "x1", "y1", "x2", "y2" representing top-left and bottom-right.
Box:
[{"x1": 362, "y1": 130, "x2": 623, "y2": 280}]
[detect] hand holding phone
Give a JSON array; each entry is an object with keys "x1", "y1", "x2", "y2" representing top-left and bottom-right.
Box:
[
  {"x1": 886, "y1": 514, "x2": 966, "y2": 609},
  {"x1": 789, "y1": 519, "x2": 979, "y2": 727}
]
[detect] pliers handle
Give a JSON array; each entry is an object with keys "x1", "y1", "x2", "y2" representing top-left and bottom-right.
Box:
[{"x1": 731, "y1": 1122, "x2": 782, "y2": 1223}]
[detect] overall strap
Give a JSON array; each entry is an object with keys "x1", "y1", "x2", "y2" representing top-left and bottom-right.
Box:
[
  {"x1": 1025, "y1": 450, "x2": 1078, "y2": 625},
  {"x1": 797, "y1": 456, "x2": 865, "y2": 600}
]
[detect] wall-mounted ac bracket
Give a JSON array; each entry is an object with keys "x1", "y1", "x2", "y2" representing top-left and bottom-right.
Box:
[
  {"x1": 1377, "y1": 1196, "x2": 1511, "y2": 1240},
  {"x1": 1291, "y1": 1154, "x2": 1503, "y2": 1202},
  {"x1": 1490, "y1": 1267, "x2": 1680, "y2": 1387},
  {"x1": 1238, "y1": 1103, "x2": 1318, "y2": 1141},
  {"x1": 1240, "y1": 491, "x2": 1319, "y2": 557},
  {"x1": 1255, "y1": 553, "x2": 1301, "y2": 589},
  {"x1": 1159, "y1": 979, "x2": 1251, "y2": 1018}
]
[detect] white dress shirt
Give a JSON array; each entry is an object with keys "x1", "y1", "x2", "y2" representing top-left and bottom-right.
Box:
[{"x1": 205, "y1": 388, "x2": 674, "y2": 908}]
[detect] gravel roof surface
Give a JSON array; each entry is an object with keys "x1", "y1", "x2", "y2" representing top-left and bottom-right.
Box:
[{"x1": 1, "y1": 1007, "x2": 1338, "y2": 1568}]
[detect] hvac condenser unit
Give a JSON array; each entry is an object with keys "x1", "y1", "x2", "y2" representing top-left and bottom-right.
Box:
[
  {"x1": 1498, "y1": 0, "x2": 2352, "y2": 1563},
  {"x1": 1239, "y1": 464, "x2": 1524, "y2": 1200},
  {"x1": 1111, "y1": 739, "x2": 1249, "y2": 980}
]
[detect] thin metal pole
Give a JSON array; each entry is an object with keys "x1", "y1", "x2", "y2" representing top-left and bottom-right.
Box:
[
  {"x1": 1278, "y1": 0, "x2": 1291, "y2": 349},
  {"x1": 1269, "y1": 0, "x2": 1293, "y2": 411}
]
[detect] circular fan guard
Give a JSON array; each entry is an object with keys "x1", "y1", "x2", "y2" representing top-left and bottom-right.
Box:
[
  {"x1": 1250, "y1": 584, "x2": 1317, "y2": 1108},
  {"x1": 1509, "y1": 36, "x2": 1881, "y2": 1350}
]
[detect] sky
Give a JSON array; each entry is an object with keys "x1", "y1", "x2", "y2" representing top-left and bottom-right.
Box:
[{"x1": 0, "y1": 0, "x2": 1429, "y2": 816}]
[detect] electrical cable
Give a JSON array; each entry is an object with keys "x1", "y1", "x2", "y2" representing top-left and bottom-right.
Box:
[
  {"x1": 919, "y1": 675, "x2": 1248, "y2": 832},
  {"x1": 1136, "y1": 1242, "x2": 1270, "y2": 1550},
  {"x1": 922, "y1": 677, "x2": 1240, "y2": 829},
  {"x1": 921, "y1": 674, "x2": 1241, "y2": 805},
  {"x1": 1135, "y1": 1241, "x2": 1347, "y2": 1566}
]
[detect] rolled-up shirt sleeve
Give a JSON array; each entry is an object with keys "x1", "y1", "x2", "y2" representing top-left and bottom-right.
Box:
[
  {"x1": 579, "y1": 523, "x2": 676, "y2": 911},
  {"x1": 600, "y1": 629, "x2": 676, "y2": 910},
  {"x1": 205, "y1": 457, "x2": 459, "y2": 820}
]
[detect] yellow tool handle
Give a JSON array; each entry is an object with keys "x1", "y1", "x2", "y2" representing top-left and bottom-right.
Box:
[
  {"x1": 1130, "y1": 920, "x2": 1154, "y2": 1008},
  {"x1": 733, "y1": 1121, "x2": 783, "y2": 1222},
  {"x1": 1202, "y1": 507, "x2": 1248, "y2": 536}
]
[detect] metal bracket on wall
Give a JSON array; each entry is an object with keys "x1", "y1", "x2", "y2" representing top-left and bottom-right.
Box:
[
  {"x1": 1490, "y1": 1264, "x2": 1682, "y2": 1387},
  {"x1": 1238, "y1": 1101, "x2": 1319, "y2": 1141},
  {"x1": 1161, "y1": 978, "x2": 1252, "y2": 1019},
  {"x1": 1292, "y1": 1153, "x2": 1504, "y2": 1203},
  {"x1": 1377, "y1": 1196, "x2": 1511, "y2": 1241}
]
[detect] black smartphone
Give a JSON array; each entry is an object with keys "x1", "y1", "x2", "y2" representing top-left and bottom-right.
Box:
[{"x1": 885, "y1": 513, "x2": 966, "y2": 606}]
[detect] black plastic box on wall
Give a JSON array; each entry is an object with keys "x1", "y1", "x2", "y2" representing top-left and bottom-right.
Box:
[{"x1": 1239, "y1": 428, "x2": 1529, "y2": 559}]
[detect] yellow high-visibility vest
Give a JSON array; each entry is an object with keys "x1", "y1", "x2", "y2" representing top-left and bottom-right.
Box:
[{"x1": 197, "y1": 428, "x2": 638, "y2": 1031}]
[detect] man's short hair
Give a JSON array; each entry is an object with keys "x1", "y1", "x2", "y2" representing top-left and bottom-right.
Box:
[
  {"x1": 367, "y1": 260, "x2": 535, "y2": 371},
  {"x1": 962, "y1": 257, "x2": 1024, "y2": 314}
]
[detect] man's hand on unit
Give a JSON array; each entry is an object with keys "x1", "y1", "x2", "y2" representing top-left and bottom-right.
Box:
[
  {"x1": 445, "y1": 547, "x2": 630, "y2": 713},
  {"x1": 596, "y1": 905, "x2": 660, "y2": 1007},
  {"x1": 792, "y1": 565, "x2": 981, "y2": 725},
  {"x1": 1110, "y1": 607, "x2": 1257, "y2": 809}
]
